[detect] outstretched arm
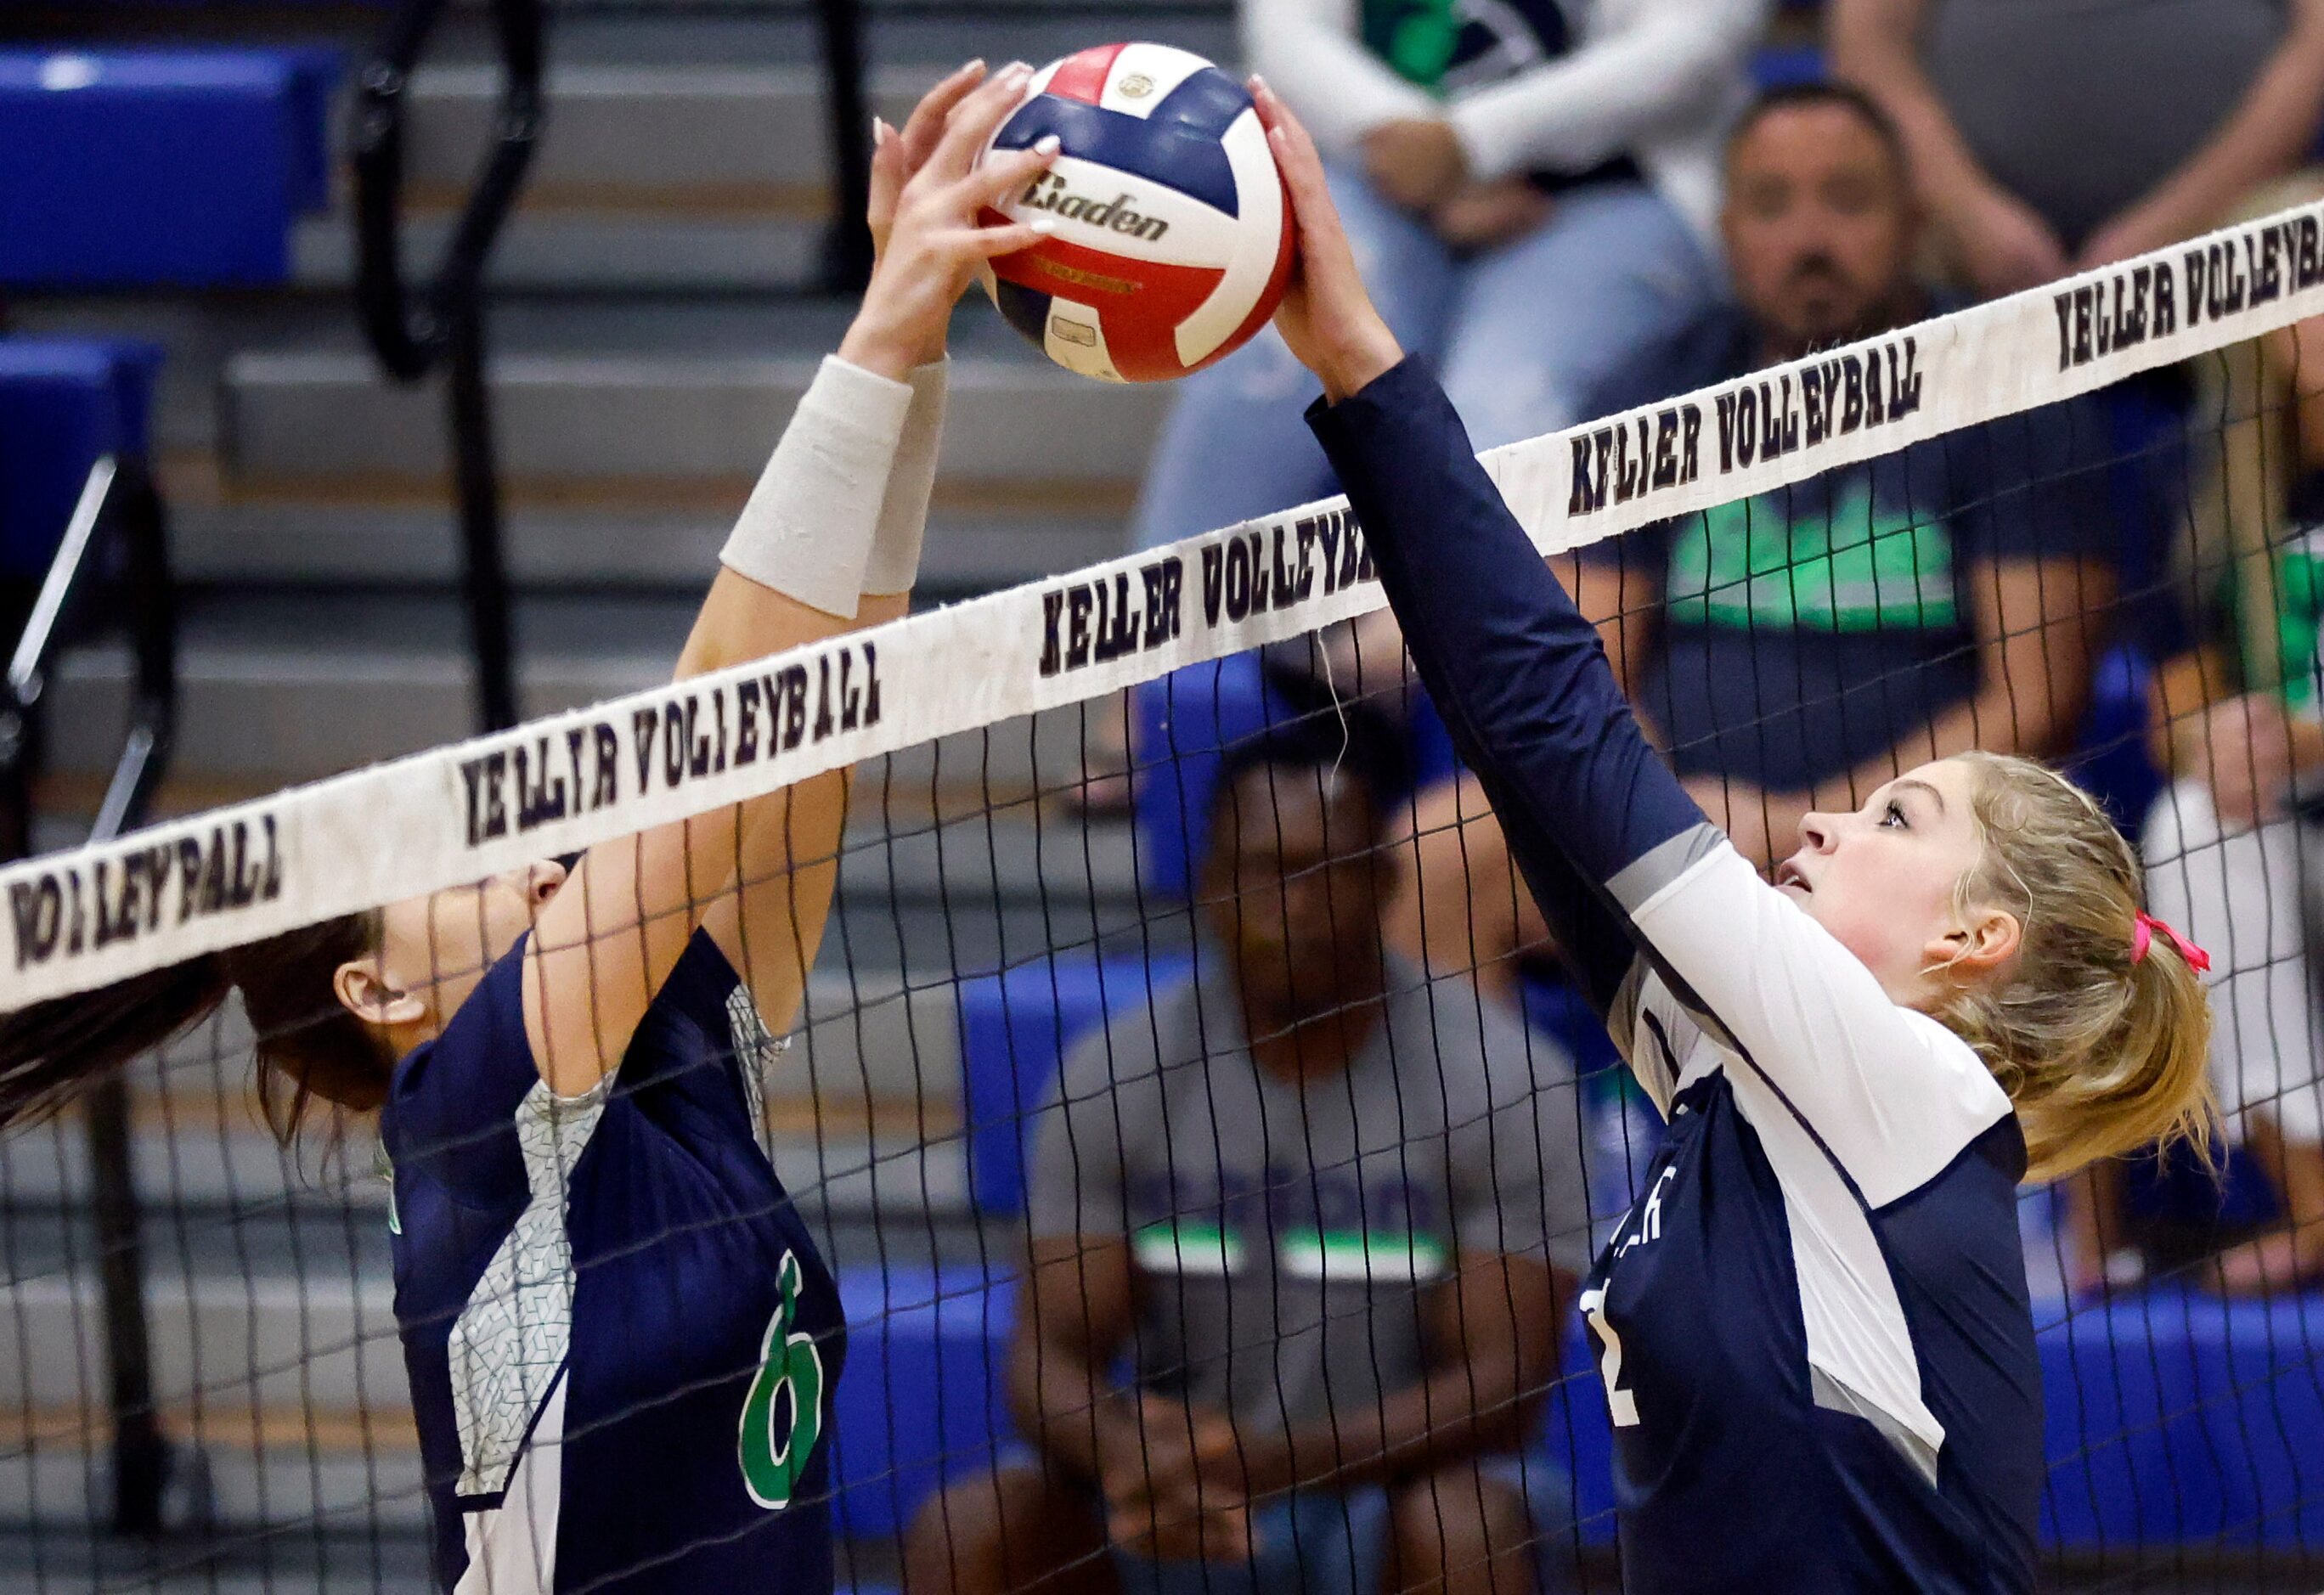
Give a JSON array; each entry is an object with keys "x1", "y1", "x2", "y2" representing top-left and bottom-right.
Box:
[
  {"x1": 1310, "y1": 358, "x2": 1707, "y2": 974},
  {"x1": 688, "y1": 85, "x2": 975, "y2": 1036},
  {"x1": 522, "y1": 63, "x2": 1057, "y2": 1094},
  {"x1": 1260, "y1": 83, "x2": 2008, "y2": 1188},
  {"x1": 1248, "y1": 82, "x2": 1689, "y2": 1040}
]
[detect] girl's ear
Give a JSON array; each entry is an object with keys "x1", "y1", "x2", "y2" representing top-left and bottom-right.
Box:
[
  {"x1": 1925, "y1": 905, "x2": 2022, "y2": 980},
  {"x1": 333, "y1": 959, "x2": 426, "y2": 1030}
]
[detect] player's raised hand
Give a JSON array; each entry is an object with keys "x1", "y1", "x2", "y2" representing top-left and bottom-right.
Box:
[
  {"x1": 840, "y1": 60, "x2": 1060, "y2": 377},
  {"x1": 1250, "y1": 76, "x2": 1403, "y2": 403},
  {"x1": 866, "y1": 59, "x2": 987, "y2": 266}
]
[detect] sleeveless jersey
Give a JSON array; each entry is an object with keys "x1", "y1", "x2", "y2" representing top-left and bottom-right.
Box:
[{"x1": 381, "y1": 929, "x2": 845, "y2": 1593}]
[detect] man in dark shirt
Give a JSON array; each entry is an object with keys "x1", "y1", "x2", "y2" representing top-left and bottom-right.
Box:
[{"x1": 1390, "y1": 82, "x2": 2115, "y2": 987}]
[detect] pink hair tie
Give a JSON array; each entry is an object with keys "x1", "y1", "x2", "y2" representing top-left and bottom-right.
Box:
[{"x1": 2133, "y1": 911, "x2": 2211, "y2": 973}]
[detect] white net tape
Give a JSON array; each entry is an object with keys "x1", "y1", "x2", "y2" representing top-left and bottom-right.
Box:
[{"x1": 8, "y1": 200, "x2": 2321, "y2": 1007}]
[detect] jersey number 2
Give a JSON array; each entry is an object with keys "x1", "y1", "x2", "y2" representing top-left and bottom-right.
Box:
[{"x1": 1578, "y1": 1287, "x2": 1639, "y2": 1428}]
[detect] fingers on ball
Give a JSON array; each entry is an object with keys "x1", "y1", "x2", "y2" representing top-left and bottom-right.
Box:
[
  {"x1": 902, "y1": 60, "x2": 984, "y2": 154},
  {"x1": 972, "y1": 221, "x2": 1051, "y2": 258},
  {"x1": 938, "y1": 60, "x2": 1033, "y2": 169},
  {"x1": 995, "y1": 138, "x2": 1058, "y2": 182}
]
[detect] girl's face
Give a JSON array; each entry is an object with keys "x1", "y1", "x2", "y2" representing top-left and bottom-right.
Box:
[
  {"x1": 1775, "y1": 758, "x2": 2018, "y2": 1008},
  {"x1": 338, "y1": 861, "x2": 567, "y2": 1046}
]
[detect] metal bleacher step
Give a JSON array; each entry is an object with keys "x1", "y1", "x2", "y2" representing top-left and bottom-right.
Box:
[
  {"x1": 0, "y1": 1535, "x2": 438, "y2": 1595},
  {"x1": 221, "y1": 347, "x2": 1169, "y2": 489},
  {"x1": 293, "y1": 206, "x2": 830, "y2": 295},
  {"x1": 165, "y1": 491, "x2": 1131, "y2": 597},
  {"x1": 3, "y1": 1271, "x2": 403, "y2": 1418},
  {"x1": 383, "y1": 63, "x2": 881, "y2": 204},
  {"x1": 0, "y1": 1403, "x2": 426, "y2": 1534},
  {"x1": 3, "y1": 1075, "x2": 971, "y2": 1224},
  {"x1": 286, "y1": 63, "x2": 940, "y2": 295},
  {"x1": 45, "y1": 597, "x2": 678, "y2": 786}
]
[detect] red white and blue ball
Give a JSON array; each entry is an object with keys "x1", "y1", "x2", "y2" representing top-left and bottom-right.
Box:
[{"x1": 978, "y1": 43, "x2": 1293, "y2": 383}]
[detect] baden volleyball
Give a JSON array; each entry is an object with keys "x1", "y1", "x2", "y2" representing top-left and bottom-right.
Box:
[{"x1": 976, "y1": 43, "x2": 1293, "y2": 383}]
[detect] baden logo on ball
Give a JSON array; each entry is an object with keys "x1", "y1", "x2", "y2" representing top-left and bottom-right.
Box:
[{"x1": 975, "y1": 42, "x2": 1294, "y2": 384}]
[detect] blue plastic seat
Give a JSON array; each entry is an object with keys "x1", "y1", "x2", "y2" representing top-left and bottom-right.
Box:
[
  {"x1": 1132, "y1": 653, "x2": 1276, "y2": 902},
  {"x1": 2039, "y1": 1290, "x2": 2225, "y2": 1548},
  {"x1": 1531, "y1": 1329, "x2": 1621, "y2": 1546},
  {"x1": 954, "y1": 953, "x2": 1195, "y2": 1215},
  {"x1": 0, "y1": 337, "x2": 164, "y2": 578},
  {"x1": 837, "y1": 1177, "x2": 2324, "y2": 1554},
  {"x1": 1543, "y1": 1286, "x2": 2324, "y2": 1552},
  {"x1": 1751, "y1": 42, "x2": 1826, "y2": 89},
  {"x1": 2188, "y1": 1291, "x2": 2324, "y2": 1546},
  {"x1": 0, "y1": 47, "x2": 339, "y2": 287},
  {"x1": 830, "y1": 1264, "x2": 1020, "y2": 1541}
]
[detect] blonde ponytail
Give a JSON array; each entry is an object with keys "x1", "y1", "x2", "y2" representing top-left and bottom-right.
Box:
[{"x1": 1930, "y1": 752, "x2": 2215, "y2": 1184}]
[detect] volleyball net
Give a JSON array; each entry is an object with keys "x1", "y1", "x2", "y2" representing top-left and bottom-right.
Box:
[{"x1": 4, "y1": 199, "x2": 2324, "y2": 1592}]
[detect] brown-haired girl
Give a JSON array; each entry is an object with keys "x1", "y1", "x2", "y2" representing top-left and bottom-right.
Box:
[{"x1": 0, "y1": 62, "x2": 1058, "y2": 1595}]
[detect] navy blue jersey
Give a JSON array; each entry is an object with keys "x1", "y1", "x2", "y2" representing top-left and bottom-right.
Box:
[
  {"x1": 1310, "y1": 361, "x2": 2043, "y2": 1593},
  {"x1": 381, "y1": 929, "x2": 846, "y2": 1594}
]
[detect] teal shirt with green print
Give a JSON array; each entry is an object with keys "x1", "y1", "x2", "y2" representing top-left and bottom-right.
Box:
[
  {"x1": 2158, "y1": 476, "x2": 2324, "y2": 719},
  {"x1": 1581, "y1": 303, "x2": 2113, "y2": 792},
  {"x1": 2263, "y1": 527, "x2": 2324, "y2": 718}
]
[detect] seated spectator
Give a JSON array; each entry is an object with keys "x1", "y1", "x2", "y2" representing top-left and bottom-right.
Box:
[
  {"x1": 1387, "y1": 85, "x2": 2114, "y2": 1005},
  {"x1": 1833, "y1": 0, "x2": 2324, "y2": 295},
  {"x1": 905, "y1": 701, "x2": 1589, "y2": 1595},
  {"x1": 2079, "y1": 307, "x2": 2324, "y2": 1294},
  {"x1": 1128, "y1": 0, "x2": 1767, "y2": 556}
]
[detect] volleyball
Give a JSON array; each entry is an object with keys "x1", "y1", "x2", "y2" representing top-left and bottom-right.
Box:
[{"x1": 975, "y1": 42, "x2": 1293, "y2": 383}]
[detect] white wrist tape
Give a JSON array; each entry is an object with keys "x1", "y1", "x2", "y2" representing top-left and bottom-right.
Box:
[
  {"x1": 863, "y1": 357, "x2": 948, "y2": 597},
  {"x1": 719, "y1": 354, "x2": 913, "y2": 617}
]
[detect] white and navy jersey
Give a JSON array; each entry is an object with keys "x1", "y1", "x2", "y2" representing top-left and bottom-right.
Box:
[
  {"x1": 381, "y1": 930, "x2": 845, "y2": 1594},
  {"x1": 1309, "y1": 361, "x2": 2042, "y2": 1593}
]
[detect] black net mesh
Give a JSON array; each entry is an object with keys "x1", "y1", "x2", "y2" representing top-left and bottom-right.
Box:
[{"x1": 4, "y1": 302, "x2": 2324, "y2": 1595}]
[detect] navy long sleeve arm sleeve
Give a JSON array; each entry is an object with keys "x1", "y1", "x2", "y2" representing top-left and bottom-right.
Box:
[
  {"x1": 1306, "y1": 359, "x2": 1702, "y2": 1015},
  {"x1": 1310, "y1": 360, "x2": 2020, "y2": 1195}
]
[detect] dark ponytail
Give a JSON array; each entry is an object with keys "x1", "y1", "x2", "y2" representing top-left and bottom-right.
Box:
[
  {"x1": 0, "y1": 955, "x2": 232, "y2": 1130},
  {"x1": 0, "y1": 910, "x2": 392, "y2": 1146}
]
